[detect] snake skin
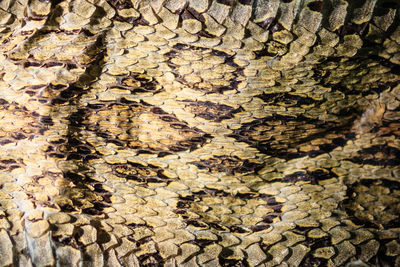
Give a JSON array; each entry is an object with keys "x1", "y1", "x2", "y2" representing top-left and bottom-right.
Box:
[{"x1": 0, "y1": 0, "x2": 400, "y2": 266}]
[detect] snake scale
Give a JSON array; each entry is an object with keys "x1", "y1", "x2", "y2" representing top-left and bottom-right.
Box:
[{"x1": 0, "y1": 0, "x2": 400, "y2": 266}]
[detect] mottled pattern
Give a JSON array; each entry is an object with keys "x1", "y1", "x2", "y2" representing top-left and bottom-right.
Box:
[{"x1": 0, "y1": 0, "x2": 400, "y2": 266}]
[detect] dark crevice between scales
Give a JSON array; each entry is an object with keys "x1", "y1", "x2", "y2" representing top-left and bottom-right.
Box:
[
  {"x1": 189, "y1": 155, "x2": 264, "y2": 175},
  {"x1": 342, "y1": 178, "x2": 400, "y2": 229},
  {"x1": 80, "y1": 98, "x2": 212, "y2": 157},
  {"x1": 228, "y1": 113, "x2": 356, "y2": 160},
  {"x1": 48, "y1": 32, "x2": 115, "y2": 255},
  {"x1": 165, "y1": 43, "x2": 244, "y2": 94},
  {"x1": 174, "y1": 190, "x2": 283, "y2": 243}
]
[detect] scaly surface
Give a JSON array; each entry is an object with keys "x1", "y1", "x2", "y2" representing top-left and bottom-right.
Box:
[{"x1": 0, "y1": 0, "x2": 400, "y2": 266}]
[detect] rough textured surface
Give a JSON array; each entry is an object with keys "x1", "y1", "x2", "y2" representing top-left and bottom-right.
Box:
[{"x1": 0, "y1": 0, "x2": 400, "y2": 266}]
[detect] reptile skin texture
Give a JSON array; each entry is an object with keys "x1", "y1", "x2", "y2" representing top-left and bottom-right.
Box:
[{"x1": 0, "y1": 0, "x2": 399, "y2": 266}]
